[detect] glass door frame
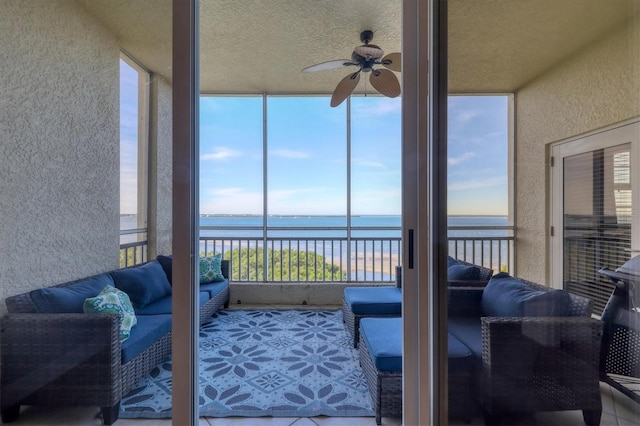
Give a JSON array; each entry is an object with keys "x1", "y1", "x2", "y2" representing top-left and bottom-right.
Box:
[{"x1": 171, "y1": 0, "x2": 447, "y2": 424}]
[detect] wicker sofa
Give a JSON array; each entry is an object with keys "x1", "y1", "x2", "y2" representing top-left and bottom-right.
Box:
[
  {"x1": 358, "y1": 273, "x2": 604, "y2": 425},
  {"x1": 0, "y1": 256, "x2": 230, "y2": 425}
]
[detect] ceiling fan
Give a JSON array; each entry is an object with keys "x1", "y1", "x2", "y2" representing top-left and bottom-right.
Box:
[{"x1": 302, "y1": 30, "x2": 401, "y2": 107}]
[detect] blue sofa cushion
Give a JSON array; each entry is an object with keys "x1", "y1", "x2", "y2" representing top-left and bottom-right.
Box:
[
  {"x1": 344, "y1": 287, "x2": 402, "y2": 315},
  {"x1": 111, "y1": 261, "x2": 172, "y2": 309},
  {"x1": 156, "y1": 255, "x2": 172, "y2": 285},
  {"x1": 481, "y1": 273, "x2": 571, "y2": 317},
  {"x1": 30, "y1": 274, "x2": 114, "y2": 313},
  {"x1": 121, "y1": 314, "x2": 172, "y2": 364},
  {"x1": 448, "y1": 264, "x2": 481, "y2": 280},
  {"x1": 448, "y1": 256, "x2": 459, "y2": 267},
  {"x1": 133, "y1": 292, "x2": 211, "y2": 315},
  {"x1": 200, "y1": 280, "x2": 228, "y2": 299},
  {"x1": 360, "y1": 317, "x2": 402, "y2": 372}
]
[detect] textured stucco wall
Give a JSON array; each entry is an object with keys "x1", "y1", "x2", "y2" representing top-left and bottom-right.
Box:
[
  {"x1": 515, "y1": 18, "x2": 640, "y2": 283},
  {"x1": 0, "y1": 1, "x2": 120, "y2": 314},
  {"x1": 148, "y1": 76, "x2": 173, "y2": 257}
]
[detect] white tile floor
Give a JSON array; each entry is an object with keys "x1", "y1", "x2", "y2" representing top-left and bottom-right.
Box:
[{"x1": 4, "y1": 305, "x2": 640, "y2": 425}]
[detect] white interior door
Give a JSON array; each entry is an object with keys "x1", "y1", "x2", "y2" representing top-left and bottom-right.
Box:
[{"x1": 551, "y1": 121, "x2": 640, "y2": 313}]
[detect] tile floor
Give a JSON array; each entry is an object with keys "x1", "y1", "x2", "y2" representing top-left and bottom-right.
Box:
[{"x1": 5, "y1": 305, "x2": 640, "y2": 426}]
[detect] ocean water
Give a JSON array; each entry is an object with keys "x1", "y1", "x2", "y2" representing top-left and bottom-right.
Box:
[
  {"x1": 121, "y1": 215, "x2": 508, "y2": 237},
  {"x1": 122, "y1": 215, "x2": 509, "y2": 279}
]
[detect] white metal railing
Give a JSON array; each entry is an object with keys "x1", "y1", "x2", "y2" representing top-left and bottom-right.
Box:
[
  {"x1": 200, "y1": 225, "x2": 514, "y2": 283},
  {"x1": 119, "y1": 228, "x2": 148, "y2": 267}
]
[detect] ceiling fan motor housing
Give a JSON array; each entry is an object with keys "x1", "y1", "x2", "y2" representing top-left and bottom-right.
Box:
[{"x1": 360, "y1": 30, "x2": 374, "y2": 44}]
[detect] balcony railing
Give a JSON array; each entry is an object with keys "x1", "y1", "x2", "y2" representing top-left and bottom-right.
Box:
[
  {"x1": 200, "y1": 225, "x2": 514, "y2": 283},
  {"x1": 119, "y1": 228, "x2": 148, "y2": 268}
]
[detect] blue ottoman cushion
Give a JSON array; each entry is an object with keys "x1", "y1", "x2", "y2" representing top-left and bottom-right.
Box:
[
  {"x1": 344, "y1": 287, "x2": 402, "y2": 315},
  {"x1": 360, "y1": 317, "x2": 403, "y2": 372}
]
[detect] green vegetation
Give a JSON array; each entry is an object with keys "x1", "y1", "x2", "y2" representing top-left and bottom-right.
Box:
[{"x1": 223, "y1": 247, "x2": 346, "y2": 281}]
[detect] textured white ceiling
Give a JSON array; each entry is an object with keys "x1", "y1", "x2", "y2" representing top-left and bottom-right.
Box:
[{"x1": 77, "y1": 0, "x2": 637, "y2": 94}]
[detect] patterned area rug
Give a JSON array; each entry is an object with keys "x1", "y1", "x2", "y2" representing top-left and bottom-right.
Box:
[{"x1": 119, "y1": 309, "x2": 374, "y2": 418}]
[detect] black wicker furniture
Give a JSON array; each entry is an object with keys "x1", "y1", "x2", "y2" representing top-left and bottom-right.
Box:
[
  {"x1": 0, "y1": 257, "x2": 230, "y2": 425},
  {"x1": 449, "y1": 273, "x2": 603, "y2": 425},
  {"x1": 343, "y1": 260, "x2": 493, "y2": 348}
]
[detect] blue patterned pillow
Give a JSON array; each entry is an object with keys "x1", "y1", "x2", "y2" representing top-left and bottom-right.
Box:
[
  {"x1": 83, "y1": 286, "x2": 137, "y2": 342},
  {"x1": 199, "y1": 254, "x2": 225, "y2": 283}
]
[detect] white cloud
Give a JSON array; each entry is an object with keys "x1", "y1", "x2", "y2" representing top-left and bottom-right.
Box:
[
  {"x1": 448, "y1": 176, "x2": 505, "y2": 191},
  {"x1": 201, "y1": 147, "x2": 241, "y2": 161},
  {"x1": 270, "y1": 149, "x2": 310, "y2": 159},
  {"x1": 448, "y1": 152, "x2": 476, "y2": 165},
  {"x1": 351, "y1": 97, "x2": 401, "y2": 122}
]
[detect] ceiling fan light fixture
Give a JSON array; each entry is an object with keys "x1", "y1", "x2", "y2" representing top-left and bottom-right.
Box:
[{"x1": 354, "y1": 45, "x2": 384, "y2": 59}]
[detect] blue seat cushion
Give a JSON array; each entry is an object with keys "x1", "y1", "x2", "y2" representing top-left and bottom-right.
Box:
[
  {"x1": 111, "y1": 261, "x2": 172, "y2": 309},
  {"x1": 121, "y1": 314, "x2": 172, "y2": 364},
  {"x1": 447, "y1": 332, "x2": 474, "y2": 372},
  {"x1": 344, "y1": 287, "x2": 402, "y2": 315},
  {"x1": 360, "y1": 317, "x2": 403, "y2": 372},
  {"x1": 133, "y1": 292, "x2": 211, "y2": 315},
  {"x1": 482, "y1": 273, "x2": 571, "y2": 317},
  {"x1": 30, "y1": 274, "x2": 114, "y2": 313},
  {"x1": 448, "y1": 317, "x2": 482, "y2": 361},
  {"x1": 200, "y1": 280, "x2": 229, "y2": 299}
]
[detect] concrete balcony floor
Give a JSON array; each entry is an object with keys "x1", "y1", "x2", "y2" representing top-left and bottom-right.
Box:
[{"x1": 7, "y1": 304, "x2": 639, "y2": 426}]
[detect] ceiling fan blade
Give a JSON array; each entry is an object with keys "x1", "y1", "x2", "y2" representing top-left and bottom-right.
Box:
[
  {"x1": 331, "y1": 72, "x2": 360, "y2": 107},
  {"x1": 381, "y1": 52, "x2": 401, "y2": 72},
  {"x1": 302, "y1": 59, "x2": 355, "y2": 73},
  {"x1": 370, "y1": 69, "x2": 401, "y2": 98}
]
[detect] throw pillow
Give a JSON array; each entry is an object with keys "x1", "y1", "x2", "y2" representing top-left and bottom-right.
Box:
[
  {"x1": 199, "y1": 254, "x2": 225, "y2": 283},
  {"x1": 448, "y1": 263, "x2": 481, "y2": 280},
  {"x1": 156, "y1": 254, "x2": 173, "y2": 285},
  {"x1": 83, "y1": 286, "x2": 137, "y2": 342},
  {"x1": 447, "y1": 256, "x2": 459, "y2": 267},
  {"x1": 481, "y1": 273, "x2": 571, "y2": 317},
  {"x1": 110, "y1": 260, "x2": 172, "y2": 308}
]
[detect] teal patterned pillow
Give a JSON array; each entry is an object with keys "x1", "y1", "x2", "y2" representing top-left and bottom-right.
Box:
[
  {"x1": 83, "y1": 286, "x2": 137, "y2": 342},
  {"x1": 199, "y1": 254, "x2": 225, "y2": 284}
]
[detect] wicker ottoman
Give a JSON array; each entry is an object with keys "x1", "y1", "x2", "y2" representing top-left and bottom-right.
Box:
[
  {"x1": 342, "y1": 286, "x2": 402, "y2": 348},
  {"x1": 359, "y1": 317, "x2": 474, "y2": 425}
]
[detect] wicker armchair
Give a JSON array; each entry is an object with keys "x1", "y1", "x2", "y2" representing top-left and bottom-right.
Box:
[{"x1": 448, "y1": 279, "x2": 603, "y2": 426}]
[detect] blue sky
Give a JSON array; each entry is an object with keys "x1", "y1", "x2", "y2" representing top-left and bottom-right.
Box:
[{"x1": 121, "y1": 60, "x2": 508, "y2": 217}]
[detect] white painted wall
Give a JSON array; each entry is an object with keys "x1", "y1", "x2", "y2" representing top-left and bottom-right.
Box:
[{"x1": 515, "y1": 17, "x2": 640, "y2": 283}]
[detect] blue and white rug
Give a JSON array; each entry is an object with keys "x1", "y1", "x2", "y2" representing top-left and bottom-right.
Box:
[{"x1": 119, "y1": 309, "x2": 374, "y2": 418}]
